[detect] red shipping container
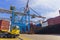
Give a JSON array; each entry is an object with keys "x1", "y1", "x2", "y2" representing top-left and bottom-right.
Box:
[
  {"x1": 47, "y1": 16, "x2": 60, "y2": 26},
  {"x1": 29, "y1": 23, "x2": 42, "y2": 34},
  {"x1": 47, "y1": 18, "x2": 55, "y2": 26},
  {"x1": 0, "y1": 20, "x2": 2, "y2": 26},
  {"x1": 54, "y1": 17, "x2": 60, "y2": 25},
  {"x1": 0, "y1": 20, "x2": 10, "y2": 31}
]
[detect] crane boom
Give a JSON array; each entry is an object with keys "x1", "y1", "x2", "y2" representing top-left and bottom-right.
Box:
[
  {"x1": 0, "y1": 8, "x2": 26, "y2": 15},
  {"x1": 0, "y1": 8, "x2": 46, "y2": 18}
]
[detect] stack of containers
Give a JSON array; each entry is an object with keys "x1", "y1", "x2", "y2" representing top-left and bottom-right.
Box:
[
  {"x1": 47, "y1": 16, "x2": 60, "y2": 26},
  {"x1": 29, "y1": 21, "x2": 42, "y2": 34},
  {"x1": 29, "y1": 23, "x2": 36, "y2": 34},
  {"x1": 0, "y1": 20, "x2": 10, "y2": 32},
  {"x1": 54, "y1": 16, "x2": 60, "y2": 25},
  {"x1": 47, "y1": 18, "x2": 55, "y2": 26}
]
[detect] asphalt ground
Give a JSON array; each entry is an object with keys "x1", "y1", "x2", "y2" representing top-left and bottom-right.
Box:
[{"x1": 0, "y1": 34, "x2": 60, "y2": 40}]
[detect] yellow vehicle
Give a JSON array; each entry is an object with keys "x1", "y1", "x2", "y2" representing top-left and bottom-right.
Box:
[{"x1": 0, "y1": 26, "x2": 20, "y2": 38}]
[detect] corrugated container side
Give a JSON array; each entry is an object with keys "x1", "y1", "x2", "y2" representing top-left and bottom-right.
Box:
[
  {"x1": 47, "y1": 18, "x2": 55, "y2": 26},
  {"x1": 29, "y1": 23, "x2": 38, "y2": 34},
  {"x1": 0, "y1": 20, "x2": 1, "y2": 25},
  {"x1": 0, "y1": 20, "x2": 2, "y2": 30},
  {"x1": 47, "y1": 16, "x2": 60, "y2": 26},
  {"x1": 0, "y1": 20, "x2": 10, "y2": 31},
  {"x1": 55, "y1": 19, "x2": 60, "y2": 24},
  {"x1": 29, "y1": 23, "x2": 42, "y2": 34},
  {"x1": 55, "y1": 16, "x2": 60, "y2": 19},
  {"x1": 48, "y1": 20, "x2": 54, "y2": 26}
]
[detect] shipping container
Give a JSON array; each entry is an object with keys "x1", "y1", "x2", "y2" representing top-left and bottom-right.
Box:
[
  {"x1": 0, "y1": 20, "x2": 2, "y2": 26},
  {"x1": 47, "y1": 18, "x2": 55, "y2": 26},
  {"x1": 47, "y1": 16, "x2": 60, "y2": 26},
  {"x1": 54, "y1": 16, "x2": 60, "y2": 25},
  {"x1": 0, "y1": 20, "x2": 10, "y2": 32},
  {"x1": 34, "y1": 16, "x2": 60, "y2": 34},
  {"x1": 27, "y1": 23, "x2": 42, "y2": 34},
  {"x1": 35, "y1": 24, "x2": 60, "y2": 34},
  {"x1": 30, "y1": 23, "x2": 36, "y2": 34}
]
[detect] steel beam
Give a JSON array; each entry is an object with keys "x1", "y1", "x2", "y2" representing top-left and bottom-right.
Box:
[{"x1": 0, "y1": 8, "x2": 46, "y2": 18}]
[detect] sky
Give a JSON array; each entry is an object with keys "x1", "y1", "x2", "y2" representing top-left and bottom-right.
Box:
[{"x1": 0, "y1": 0, "x2": 60, "y2": 21}]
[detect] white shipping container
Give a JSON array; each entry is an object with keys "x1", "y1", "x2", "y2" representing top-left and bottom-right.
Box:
[{"x1": 42, "y1": 22, "x2": 48, "y2": 27}]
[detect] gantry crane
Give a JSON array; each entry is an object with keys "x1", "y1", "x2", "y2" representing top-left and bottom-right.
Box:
[{"x1": 0, "y1": 0, "x2": 46, "y2": 38}]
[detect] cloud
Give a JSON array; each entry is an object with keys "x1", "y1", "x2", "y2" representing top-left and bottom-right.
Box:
[
  {"x1": 29, "y1": 0, "x2": 60, "y2": 18},
  {"x1": 44, "y1": 10, "x2": 59, "y2": 19},
  {"x1": 30, "y1": 0, "x2": 60, "y2": 9},
  {"x1": 1, "y1": 0, "x2": 60, "y2": 19},
  {"x1": 31, "y1": 10, "x2": 59, "y2": 22}
]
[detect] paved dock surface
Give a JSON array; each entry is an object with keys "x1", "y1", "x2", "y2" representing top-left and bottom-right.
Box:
[{"x1": 0, "y1": 34, "x2": 60, "y2": 40}]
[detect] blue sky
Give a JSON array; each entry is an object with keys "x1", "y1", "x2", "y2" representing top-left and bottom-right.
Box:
[{"x1": 0, "y1": 0, "x2": 60, "y2": 20}]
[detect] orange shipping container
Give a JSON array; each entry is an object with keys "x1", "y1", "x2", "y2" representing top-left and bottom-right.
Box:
[{"x1": 0, "y1": 20, "x2": 10, "y2": 31}]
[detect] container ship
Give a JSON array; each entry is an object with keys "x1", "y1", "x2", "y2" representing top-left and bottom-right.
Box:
[{"x1": 27, "y1": 10, "x2": 60, "y2": 34}]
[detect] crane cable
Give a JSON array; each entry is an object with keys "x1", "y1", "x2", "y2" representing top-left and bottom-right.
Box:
[{"x1": 29, "y1": 7, "x2": 41, "y2": 16}]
